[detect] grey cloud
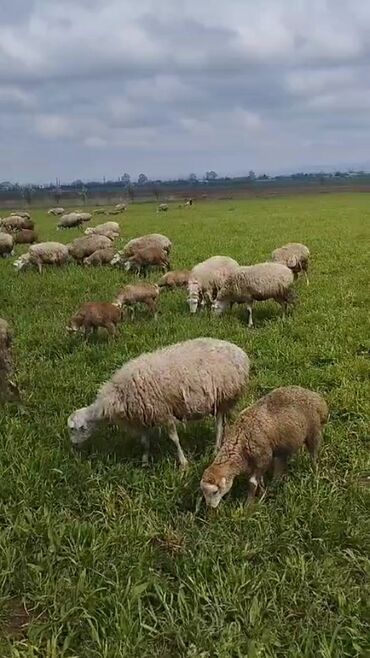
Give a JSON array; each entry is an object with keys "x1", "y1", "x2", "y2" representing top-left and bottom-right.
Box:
[{"x1": 1, "y1": 0, "x2": 370, "y2": 182}]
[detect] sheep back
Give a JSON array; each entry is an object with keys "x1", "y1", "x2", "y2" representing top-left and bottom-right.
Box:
[{"x1": 218, "y1": 262, "x2": 294, "y2": 303}]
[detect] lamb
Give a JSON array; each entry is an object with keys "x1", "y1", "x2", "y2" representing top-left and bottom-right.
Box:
[
  {"x1": 84, "y1": 222, "x2": 120, "y2": 239},
  {"x1": 212, "y1": 262, "x2": 296, "y2": 327},
  {"x1": 0, "y1": 319, "x2": 20, "y2": 401},
  {"x1": 13, "y1": 229, "x2": 38, "y2": 244},
  {"x1": 124, "y1": 245, "x2": 170, "y2": 276},
  {"x1": 83, "y1": 247, "x2": 117, "y2": 266},
  {"x1": 68, "y1": 235, "x2": 112, "y2": 263},
  {"x1": 113, "y1": 283, "x2": 160, "y2": 318},
  {"x1": 67, "y1": 302, "x2": 122, "y2": 337},
  {"x1": 0, "y1": 232, "x2": 14, "y2": 257},
  {"x1": 13, "y1": 242, "x2": 70, "y2": 273},
  {"x1": 57, "y1": 213, "x2": 85, "y2": 230},
  {"x1": 271, "y1": 243, "x2": 310, "y2": 285},
  {"x1": 157, "y1": 203, "x2": 168, "y2": 212},
  {"x1": 0, "y1": 216, "x2": 34, "y2": 231},
  {"x1": 187, "y1": 256, "x2": 239, "y2": 314},
  {"x1": 48, "y1": 207, "x2": 65, "y2": 216},
  {"x1": 201, "y1": 386, "x2": 329, "y2": 508},
  {"x1": 157, "y1": 270, "x2": 190, "y2": 289},
  {"x1": 67, "y1": 338, "x2": 250, "y2": 469}
]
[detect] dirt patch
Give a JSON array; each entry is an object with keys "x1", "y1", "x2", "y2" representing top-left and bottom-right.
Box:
[{"x1": 1, "y1": 599, "x2": 44, "y2": 640}]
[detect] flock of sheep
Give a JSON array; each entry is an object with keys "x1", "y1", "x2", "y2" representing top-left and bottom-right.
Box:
[{"x1": 0, "y1": 203, "x2": 328, "y2": 508}]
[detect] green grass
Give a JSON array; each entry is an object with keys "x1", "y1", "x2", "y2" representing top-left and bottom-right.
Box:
[{"x1": 0, "y1": 195, "x2": 369, "y2": 657}]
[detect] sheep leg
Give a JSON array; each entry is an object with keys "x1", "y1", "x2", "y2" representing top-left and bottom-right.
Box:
[
  {"x1": 146, "y1": 299, "x2": 157, "y2": 319},
  {"x1": 304, "y1": 271, "x2": 310, "y2": 286},
  {"x1": 141, "y1": 434, "x2": 150, "y2": 467},
  {"x1": 246, "y1": 474, "x2": 259, "y2": 503},
  {"x1": 246, "y1": 304, "x2": 253, "y2": 327},
  {"x1": 37, "y1": 261, "x2": 43, "y2": 274},
  {"x1": 167, "y1": 421, "x2": 188, "y2": 470},
  {"x1": 106, "y1": 322, "x2": 116, "y2": 337},
  {"x1": 273, "y1": 455, "x2": 287, "y2": 480},
  {"x1": 305, "y1": 433, "x2": 321, "y2": 471},
  {"x1": 214, "y1": 411, "x2": 225, "y2": 453}
]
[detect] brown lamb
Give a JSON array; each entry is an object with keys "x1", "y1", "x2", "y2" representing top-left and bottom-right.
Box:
[
  {"x1": 201, "y1": 386, "x2": 329, "y2": 507},
  {"x1": 67, "y1": 303, "x2": 122, "y2": 337},
  {"x1": 126, "y1": 245, "x2": 170, "y2": 276},
  {"x1": 114, "y1": 283, "x2": 160, "y2": 318},
  {"x1": 157, "y1": 270, "x2": 190, "y2": 289},
  {"x1": 13, "y1": 229, "x2": 38, "y2": 244}
]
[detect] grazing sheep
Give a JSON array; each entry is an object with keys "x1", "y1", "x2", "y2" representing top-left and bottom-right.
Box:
[
  {"x1": 77, "y1": 212, "x2": 92, "y2": 223},
  {"x1": 0, "y1": 232, "x2": 14, "y2": 257},
  {"x1": 107, "y1": 209, "x2": 121, "y2": 215},
  {"x1": 157, "y1": 203, "x2": 168, "y2": 212},
  {"x1": 83, "y1": 247, "x2": 117, "y2": 266},
  {"x1": 13, "y1": 229, "x2": 38, "y2": 245},
  {"x1": 212, "y1": 262, "x2": 296, "y2": 327},
  {"x1": 201, "y1": 386, "x2": 328, "y2": 507},
  {"x1": 158, "y1": 270, "x2": 190, "y2": 289},
  {"x1": 187, "y1": 256, "x2": 239, "y2": 314},
  {"x1": 14, "y1": 242, "x2": 70, "y2": 273},
  {"x1": 11, "y1": 211, "x2": 31, "y2": 220},
  {"x1": 68, "y1": 338, "x2": 250, "y2": 469},
  {"x1": 48, "y1": 207, "x2": 65, "y2": 216},
  {"x1": 124, "y1": 245, "x2": 170, "y2": 276},
  {"x1": 271, "y1": 243, "x2": 310, "y2": 285},
  {"x1": 84, "y1": 222, "x2": 120, "y2": 239},
  {"x1": 0, "y1": 319, "x2": 20, "y2": 401},
  {"x1": 58, "y1": 213, "x2": 85, "y2": 230},
  {"x1": 67, "y1": 302, "x2": 122, "y2": 337},
  {"x1": 111, "y1": 234, "x2": 172, "y2": 268},
  {"x1": 93, "y1": 208, "x2": 107, "y2": 215},
  {"x1": 0, "y1": 216, "x2": 34, "y2": 231},
  {"x1": 115, "y1": 203, "x2": 127, "y2": 211},
  {"x1": 113, "y1": 283, "x2": 160, "y2": 318},
  {"x1": 68, "y1": 235, "x2": 112, "y2": 263}
]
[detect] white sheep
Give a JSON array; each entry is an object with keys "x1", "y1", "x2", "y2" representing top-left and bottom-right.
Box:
[
  {"x1": 271, "y1": 243, "x2": 310, "y2": 285},
  {"x1": 48, "y1": 207, "x2": 65, "y2": 216},
  {"x1": 0, "y1": 232, "x2": 14, "y2": 258},
  {"x1": 201, "y1": 386, "x2": 329, "y2": 507},
  {"x1": 68, "y1": 338, "x2": 250, "y2": 469},
  {"x1": 84, "y1": 222, "x2": 120, "y2": 239},
  {"x1": 212, "y1": 262, "x2": 296, "y2": 327},
  {"x1": 187, "y1": 256, "x2": 239, "y2": 314},
  {"x1": 13, "y1": 242, "x2": 70, "y2": 273},
  {"x1": 115, "y1": 203, "x2": 127, "y2": 211}
]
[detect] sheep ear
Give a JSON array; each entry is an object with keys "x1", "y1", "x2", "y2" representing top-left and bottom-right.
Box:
[{"x1": 201, "y1": 482, "x2": 218, "y2": 494}]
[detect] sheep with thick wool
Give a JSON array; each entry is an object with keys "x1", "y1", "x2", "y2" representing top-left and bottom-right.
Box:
[
  {"x1": 68, "y1": 338, "x2": 250, "y2": 469},
  {"x1": 68, "y1": 235, "x2": 112, "y2": 262},
  {"x1": 212, "y1": 262, "x2": 296, "y2": 326},
  {"x1": 84, "y1": 222, "x2": 120, "y2": 239},
  {"x1": 111, "y1": 234, "x2": 172, "y2": 268},
  {"x1": 187, "y1": 256, "x2": 239, "y2": 314},
  {"x1": 13, "y1": 229, "x2": 38, "y2": 245},
  {"x1": 48, "y1": 207, "x2": 65, "y2": 216},
  {"x1": 201, "y1": 386, "x2": 329, "y2": 507},
  {"x1": 1, "y1": 216, "x2": 34, "y2": 232},
  {"x1": 14, "y1": 242, "x2": 70, "y2": 272},
  {"x1": 271, "y1": 243, "x2": 310, "y2": 285},
  {"x1": 0, "y1": 232, "x2": 14, "y2": 257}
]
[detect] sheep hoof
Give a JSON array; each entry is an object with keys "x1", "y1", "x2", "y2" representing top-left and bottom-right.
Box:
[{"x1": 179, "y1": 461, "x2": 189, "y2": 472}]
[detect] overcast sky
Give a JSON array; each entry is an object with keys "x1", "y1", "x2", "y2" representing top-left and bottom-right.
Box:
[{"x1": 1, "y1": 0, "x2": 370, "y2": 183}]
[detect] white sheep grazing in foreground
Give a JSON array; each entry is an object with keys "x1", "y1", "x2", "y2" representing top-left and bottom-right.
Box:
[
  {"x1": 48, "y1": 207, "x2": 65, "y2": 216},
  {"x1": 0, "y1": 232, "x2": 14, "y2": 257},
  {"x1": 271, "y1": 243, "x2": 310, "y2": 285},
  {"x1": 201, "y1": 386, "x2": 329, "y2": 507},
  {"x1": 68, "y1": 338, "x2": 250, "y2": 469},
  {"x1": 212, "y1": 262, "x2": 296, "y2": 327},
  {"x1": 13, "y1": 242, "x2": 70, "y2": 273},
  {"x1": 187, "y1": 256, "x2": 239, "y2": 314},
  {"x1": 84, "y1": 222, "x2": 120, "y2": 239}
]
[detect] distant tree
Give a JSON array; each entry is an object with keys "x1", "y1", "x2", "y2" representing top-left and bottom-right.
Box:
[
  {"x1": 205, "y1": 170, "x2": 218, "y2": 181},
  {"x1": 248, "y1": 170, "x2": 256, "y2": 181},
  {"x1": 127, "y1": 185, "x2": 135, "y2": 202},
  {"x1": 152, "y1": 186, "x2": 161, "y2": 201},
  {"x1": 188, "y1": 173, "x2": 198, "y2": 183},
  {"x1": 22, "y1": 186, "x2": 34, "y2": 206},
  {"x1": 121, "y1": 173, "x2": 131, "y2": 185},
  {"x1": 52, "y1": 187, "x2": 62, "y2": 204},
  {"x1": 138, "y1": 173, "x2": 148, "y2": 185}
]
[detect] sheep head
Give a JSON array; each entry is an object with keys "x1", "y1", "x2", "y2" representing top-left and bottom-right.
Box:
[
  {"x1": 200, "y1": 464, "x2": 235, "y2": 508},
  {"x1": 67, "y1": 406, "x2": 97, "y2": 445}
]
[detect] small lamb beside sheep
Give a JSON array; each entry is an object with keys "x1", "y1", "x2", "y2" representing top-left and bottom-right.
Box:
[
  {"x1": 158, "y1": 270, "x2": 190, "y2": 289},
  {"x1": 83, "y1": 247, "x2": 117, "y2": 266},
  {"x1": 187, "y1": 256, "x2": 239, "y2": 313},
  {"x1": 0, "y1": 319, "x2": 20, "y2": 401},
  {"x1": 271, "y1": 243, "x2": 310, "y2": 285},
  {"x1": 0, "y1": 232, "x2": 14, "y2": 258},
  {"x1": 113, "y1": 283, "x2": 160, "y2": 318},
  {"x1": 68, "y1": 338, "x2": 250, "y2": 469},
  {"x1": 68, "y1": 235, "x2": 113, "y2": 263},
  {"x1": 67, "y1": 303, "x2": 122, "y2": 337},
  {"x1": 212, "y1": 262, "x2": 296, "y2": 326},
  {"x1": 124, "y1": 245, "x2": 170, "y2": 276},
  {"x1": 84, "y1": 221, "x2": 120, "y2": 240},
  {"x1": 14, "y1": 242, "x2": 70, "y2": 272},
  {"x1": 201, "y1": 386, "x2": 328, "y2": 508}
]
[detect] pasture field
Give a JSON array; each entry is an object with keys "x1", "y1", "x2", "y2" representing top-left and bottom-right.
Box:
[{"x1": 0, "y1": 194, "x2": 369, "y2": 657}]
